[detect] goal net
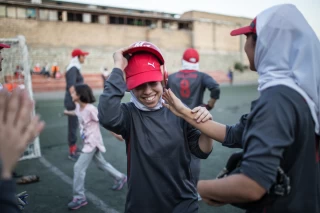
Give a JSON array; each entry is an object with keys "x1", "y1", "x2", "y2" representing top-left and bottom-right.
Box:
[{"x1": 0, "y1": 35, "x2": 41, "y2": 160}]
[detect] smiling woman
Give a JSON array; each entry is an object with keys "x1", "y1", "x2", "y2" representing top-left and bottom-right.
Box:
[{"x1": 98, "y1": 41, "x2": 214, "y2": 213}]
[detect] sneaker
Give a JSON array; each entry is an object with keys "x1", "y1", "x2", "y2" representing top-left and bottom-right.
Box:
[
  {"x1": 111, "y1": 175, "x2": 127, "y2": 191},
  {"x1": 68, "y1": 153, "x2": 79, "y2": 162},
  {"x1": 67, "y1": 198, "x2": 88, "y2": 210},
  {"x1": 16, "y1": 191, "x2": 28, "y2": 210}
]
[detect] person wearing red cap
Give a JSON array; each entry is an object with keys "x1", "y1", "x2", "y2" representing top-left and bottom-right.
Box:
[
  {"x1": 168, "y1": 48, "x2": 220, "y2": 110},
  {"x1": 0, "y1": 43, "x2": 11, "y2": 90},
  {"x1": 98, "y1": 41, "x2": 214, "y2": 213},
  {"x1": 167, "y1": 48, "x2": 220, "y2": 198},
  {"x1": 64, "y1": 48, "x2": 89, "y2": 161},
  {"x1": 162, "y1": 4, "x2": 320, "y2": 213}
]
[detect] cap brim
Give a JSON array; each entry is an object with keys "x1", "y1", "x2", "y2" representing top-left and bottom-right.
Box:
[
  {"x1": 82, "y1": 52, "x2": 89, "y2": 56},
  {"x1": 0, "y1": 43, "x2": 11, "y2": 49},
  {"x1": 126, "y1": 71, "x2": 163, "y2": 90},
  {"x1": 230, "y1": 26, "x2": 253, "y2": 36},
  {"x1": 124, "y1": 47, "x2": 164, "y2": 64}
]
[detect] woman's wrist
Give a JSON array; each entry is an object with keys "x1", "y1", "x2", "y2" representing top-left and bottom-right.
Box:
[
  {"x1": 181, "y1": 107, "x2": 193, "y2": 120},
  {"x1": 113, "y1": 65, "x2": 126, "y2": 81}
]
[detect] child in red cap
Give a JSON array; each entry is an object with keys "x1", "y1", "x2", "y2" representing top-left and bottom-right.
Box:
[{"x1": 98, "y1": 41, "x2": 214, "y2": 213}]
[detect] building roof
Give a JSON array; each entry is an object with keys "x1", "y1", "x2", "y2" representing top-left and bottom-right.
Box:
[
  {"x1": 0, "y1": 0, "x2": 252, "y2": 25},
  {"x1": 0, "y1": 0, "x2": 191, "y2": 22}
]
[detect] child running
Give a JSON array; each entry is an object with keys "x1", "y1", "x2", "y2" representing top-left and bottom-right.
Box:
[{"x1": 64, "y1": 83, "x2": 127, "y2": 210}]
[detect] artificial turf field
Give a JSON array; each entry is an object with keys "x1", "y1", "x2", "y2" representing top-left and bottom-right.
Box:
[{"x1": 15, "y1": 84, "x2": 259, "y2": 213}]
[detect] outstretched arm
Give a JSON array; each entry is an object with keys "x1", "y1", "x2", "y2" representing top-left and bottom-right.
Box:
[
  {"x1": 64, "y1": 109, "x2": 76, "y2": 116},
  {"x1": 163, "y1": 88, "x2": 226, "y2": 142}
]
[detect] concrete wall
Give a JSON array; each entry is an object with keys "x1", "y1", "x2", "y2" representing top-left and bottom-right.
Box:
[{"x1": 0, "y1": 17, "x2": 248, "y2": 75}]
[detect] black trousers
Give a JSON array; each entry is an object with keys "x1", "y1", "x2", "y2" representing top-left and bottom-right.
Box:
[{"x1": 68, "y1": 115, "x2": 78, "y2": 147}]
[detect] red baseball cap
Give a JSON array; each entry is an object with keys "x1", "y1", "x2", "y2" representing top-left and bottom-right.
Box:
[
  {"x1": 230, "y1": 18, "x2": 257, "y2": 36},
  {"x1": 125, "y1": 52, "x2": 163, "y2": 90},
  {"x1": 71, "y1": 48, "x2": 89, "y2": 57},
  {"x1": 123, "y1": 41, "x2": 164, "y2": 65},
  {"x1": 183, "y1": 48, "x2": 199, "y2": 63},
  {"x1": 0, "y1": 43, "x2": 10, "y2": 49}
]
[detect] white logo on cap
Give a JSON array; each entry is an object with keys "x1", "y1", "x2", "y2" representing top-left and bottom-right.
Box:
[
  {"x1": 189, "y1": 58, "x2": 196, "y2": 63},
  {"x1": 134, "y1": 41, "x2": 145, "y2": 47},
  {"x1": 133, "y1": 42, "x2": 151, "y2": 48},
  {"x1": 148, "y1": 62, "x2": 155, "y2": 68}
]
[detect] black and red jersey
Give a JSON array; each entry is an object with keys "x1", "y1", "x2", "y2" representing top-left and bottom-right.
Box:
[{"x1": 168, "y1": 70, "x2": 220, "y2": 109}]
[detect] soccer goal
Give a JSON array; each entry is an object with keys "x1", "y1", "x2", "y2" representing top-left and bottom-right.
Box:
[{"x1": 0, "y1": 35, "x2": 41, "y2": 160}]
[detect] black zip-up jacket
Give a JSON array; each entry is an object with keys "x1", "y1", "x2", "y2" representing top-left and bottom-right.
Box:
[{"x1": 98, "y1": 68, "x2": 211, "y2": 213}]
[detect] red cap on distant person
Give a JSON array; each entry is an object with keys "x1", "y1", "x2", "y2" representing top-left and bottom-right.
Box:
[
  {"x1": 183, "y1": 48, "x2": 199, "y2": 63},
  {"x1": 124, "y1": 52, "x2": 163, "y2": 90},
  {"x1": 71, "y1": 49, "x2": 89, "y2": 57},
  {"x1": 231, "y1": 18, "x2": 257, "y2": 36},
  {"x1": 0, "y1": 43, "x2": 10, "y2": 49}
]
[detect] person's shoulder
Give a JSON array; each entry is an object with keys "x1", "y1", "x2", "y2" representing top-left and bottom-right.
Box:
[
  {"x1": 67, "y1": 66, "x2": 79, "y2": 73},
  {"x1": 168, "y1": 71, "x2": 179, "y2": 78},
  {"x1": 199, "y1": 71, "x2": 212, "y2": 78},
  {"x1": 120, "y1": 102, "x2": 135, "y2": 113},
  {"x1": 87, "y1": 103, "x2": 97, "y2": 110},
  {"x1": 257, "y1": 85, "x2": 307, "y2": 117},
  {"x1": 260, "y1": 85, "x2": 303, "y2": 103}
]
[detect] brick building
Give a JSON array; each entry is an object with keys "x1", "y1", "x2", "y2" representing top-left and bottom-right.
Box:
[{"x1": 0, "y1": 0, "x2": 254, "y2": 76}]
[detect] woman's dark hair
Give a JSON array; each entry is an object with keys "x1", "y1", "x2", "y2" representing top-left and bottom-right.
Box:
[
  {"x1": 252, "y1": 33, "x2": 257, "y2": 42},
  {"x1": 74, "y1": 83, "x2": 96, "y2": 104},
  {"x1": 246, "y1": 33, "x2": 258, "y2": 42}
]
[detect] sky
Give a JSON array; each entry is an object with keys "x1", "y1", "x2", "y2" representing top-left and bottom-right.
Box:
[{"x1": 54, "y1": 0, "x2": 320, "y2": 37}]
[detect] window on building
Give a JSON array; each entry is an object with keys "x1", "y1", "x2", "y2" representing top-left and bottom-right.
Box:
[
  {"x1": 82, "y1": 13, "x2": 91, "y2": 23},
  {"x1": 127, "y1": 18, "x2": 134, "y2": 25},
  {"x1": 58, "y1": 11, "x2": 63, "y2": 21},
  {"x1": 67, "y1": 12, "x2": 83, "y2": 22},
  {"x1": 109, "y1": 16, "x2": 156, "y2": 27},
  {"x1": 0, "y1": 6, "x2": 5, "y2": 17},
  {"x1": 17, "y1": 7, "x2": 27, "y2": 19},
  {"x1": 7, "y1": 7, "x2": 16, "y2": 18},
  {"x1": 145, "y1": 19, "x2": 152, "y2": 26},
  {"x1": 109, "y1": 16, "x2": 125, "y2": 25},
  {"x1": 26, "y1": 8, "x2": 36, "y2": 19},
  {"x1": 178, "y1": 22, "x2": 191, "y2": 30},
  {"x1": 49, "y1": 10, "x2": 58, "y2": 21},
  {"x1": 39, "y1": 9, "x2": 49, "y2": 20},
  {"x1": 135, "y1": 19, "x2": 143, "y2": 26},
  {"x1": 109, "y1": 16, "x2": 117, "y2": 24},
  {"x1": 118, "y1": 17, "x2": 124, "y2": 24},
  {"x1": 98, "y1": 15, "x2": 106, "y2": 24},
  {"x1": 92, "y1": 14, "x2": 99, "y2": 23},
  {"x1": 162, "y1": 21, "x2": 170, "y2": 29}
]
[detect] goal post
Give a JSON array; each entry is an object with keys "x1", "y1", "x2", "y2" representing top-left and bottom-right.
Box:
[{"x1": 0, "y1": 35, "x2": 41, "y2": 160}]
